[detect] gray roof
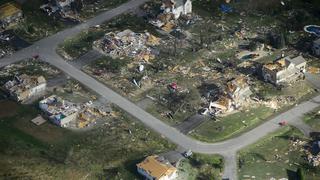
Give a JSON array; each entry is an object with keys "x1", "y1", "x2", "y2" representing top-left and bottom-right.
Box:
[
  {"x1": 287, "y1": 55, "x2": 306, "y2": 66},
  {"x1": 174, "y1": 0, "x2": 187, "y2": 7}
]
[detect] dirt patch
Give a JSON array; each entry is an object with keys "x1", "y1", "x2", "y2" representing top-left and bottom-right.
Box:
[{"x1": 0, "y1": 100, "x2": 19, "y2": 118}]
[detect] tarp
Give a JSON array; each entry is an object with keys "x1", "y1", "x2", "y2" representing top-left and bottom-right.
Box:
[{"x1": 220, "y1": 4, "x2": 233, "y2": 13}]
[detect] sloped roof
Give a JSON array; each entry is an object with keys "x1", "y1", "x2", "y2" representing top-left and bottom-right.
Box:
[
  {"x1": 287, "y1": 56, "x2": 306, "y2": 66},
  {"x1": 0, "y1": 2, "x2": 21, "y2": 20},
  {"x1": 137, "y1": 155, "x2": 177, "y2": 180}
]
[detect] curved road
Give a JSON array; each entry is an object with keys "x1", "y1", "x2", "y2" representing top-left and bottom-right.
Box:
[{"x1": 1, "y1": 0, "x2": 320, "y2": 179}]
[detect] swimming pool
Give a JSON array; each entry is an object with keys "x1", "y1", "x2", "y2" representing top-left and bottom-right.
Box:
[{"x1": 304, "y1": 25, "x2": 320, "y2": 36}]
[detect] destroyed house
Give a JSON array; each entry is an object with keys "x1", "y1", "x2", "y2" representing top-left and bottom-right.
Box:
[
  {"x1": 209, "y1": 95, "x2": 233, "y2": 113},
  {"x1": 137, "y1": 155, "x2": 178, "y2": 180},
  {"x1": 39, "y1": 95, "x2": 79, "y2": 127},
  {"x1": 161, "y1": 0, "x2": 192, "y2": 19},
  {"x1": 4, "y1": 74, "x2": 46, "y2": 102},
  {"x1": 0, "y1": 2, "x2": 22, "y2": 29},
  {"x1": 226, "y1": 76, "x2": 252, "y2": 101},
  {"x1": 262, "y1": 56, "x2": 306, "y2": 85},
  {"x1": 54, "y1": 0, "x2": 75, "y2": 8},
  {"x1": 93, "y1": 29, "x2": 160, "y2": 61}
]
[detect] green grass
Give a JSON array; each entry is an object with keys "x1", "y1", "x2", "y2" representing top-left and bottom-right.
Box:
[
  {"x1": 303, "y1": 107, "x2": 320, "y2": 131},
  {"x1": 177, "y1": 153, "x2": 224, "y2": 180},
  {"x1": 80, "y1": 0, "x2": 129, "y2": 19},
  {"x1": 0, "y1": 102, "x2": 175, "y2": 179},
  {"x1": 58, "y1": 29, "x2": 105, "y2": 59},
  {"x1": 238, "y1": 127, "x2": 320, "y2": 180},
  {"x1": 190, "y1": 106, "x2": 274, "y2": 142},
  {"x1": 13, "y1": 0, "x2": 67, "y2": 42}
]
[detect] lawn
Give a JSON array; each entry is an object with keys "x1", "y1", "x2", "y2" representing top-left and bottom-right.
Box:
[
  {"x1": 178, "y1": 153, "x2": 224, "y2": 180},
  {"x1": 190, "y1": 106, "x2": 274, "y2": 142},
  {"x1": 80, "y1": 0, "x2": 129, "y2": 19},
  {"x1": 0, "y1": 102, "x2": 176, "y2": 179},
  {"x1": 58, "y1": 29, "x2": 105, "y2": 60},
  {"x1": 13, "y1": 0, "x2": 67, "y2": 42},
  {"x1": 303, "y1": 107, "x2": 320, "y2": 131},
  {"x1": 238, "y1": 127, "x2": 320, "y2": 180}
]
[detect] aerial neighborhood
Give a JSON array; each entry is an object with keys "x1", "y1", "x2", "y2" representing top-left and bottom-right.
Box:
[{"x1": 1, "y1": 0, "x2": 320, "y2": 180}]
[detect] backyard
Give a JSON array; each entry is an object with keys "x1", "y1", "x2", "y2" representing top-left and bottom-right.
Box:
[{"x1": 238, "y1": 127, "x2": 320, "y2": 180}]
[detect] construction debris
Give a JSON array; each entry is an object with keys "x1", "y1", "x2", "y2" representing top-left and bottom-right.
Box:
[
  {"x1": 93, "y1": 29, "x2": 160, "y2": 62},
  {"x1": 39, "y1": 95, "x2": 109, "y2": 128},
  {"x1": 3, "y1": 74, "x2": 47, "y2": 102}
]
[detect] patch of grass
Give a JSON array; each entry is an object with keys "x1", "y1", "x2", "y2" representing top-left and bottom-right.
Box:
[
  {"x1": 303, "y1": 107, "x2": 320, "y2": 131},
  {"x1": 177, "y1": 154, "x2": 224, "y2": 180},
  {"x1": 238, "y1": 127, "x2": 320, "y2": 180},
  {"x1": 92, "y1": 56, "x2": 130, "y2": 73},
  {"x1": 0, "y1": 102, "x2": 175, "y2": 179},
  {"x1": 80, "y1": 0, "x2": 129, "y2": 19},
  {"x1": 59, "y1": 29, "x2": 105, "y2": 59},
  {"x1": 188, "y1": 153, "x2": 224, "y2": 180},
  {"x1": 14, "y1": 0, "x2": 67, "y2": 42},
  {"x1": 190, "y1": 106, "x2": 274, "y2": 142}
]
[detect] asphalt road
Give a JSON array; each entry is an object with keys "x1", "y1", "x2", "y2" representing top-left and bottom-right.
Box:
[{"x1": 1, "y1": 1, "x2": 320, "y2": 179}]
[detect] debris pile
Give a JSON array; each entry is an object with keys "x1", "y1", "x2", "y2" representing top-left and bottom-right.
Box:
[
  {"x1": 3, "y1": 74, "x2": 47, "y2": 102},
  {"x1": 304, "y1": 140, "x2": 320, "y2": 167},
  {"x1": 39, "y1": 95, "x2": 109, "y2": 129},
  {"x1": 205, "y1": 76, "x2": 253, "y2": 115},
  {"x1": 147, "y1": 0, "x2": 192, "y2": 32},
  {"x1": 40, "y1": 0, "x2": 81, "y2": 21},
  {"x1": 93, "y1": 29, "x2": 160, "y2": 62},
  {"x1": 0, "y1": 59, "x2": 60, "y2": 77}
]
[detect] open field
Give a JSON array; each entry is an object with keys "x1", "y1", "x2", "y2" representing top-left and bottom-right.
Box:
[
  {"x1": 0, "y1": 102, "x2": 176, "y2": 179},
  {"x1": 238, "y1": 127, "x2": 320, "y2": 180}
]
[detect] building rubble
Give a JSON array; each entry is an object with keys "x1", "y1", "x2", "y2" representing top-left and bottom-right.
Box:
[
  {"x1": 3, "y1": 74, "x2": 47, "y2": 102},
  {"x1": 205, "y1": 76, "x2": 253, "y2": 115},
  {"x1": 146, "y1": 0, "x2": 192, "y2": 32},
  {"x1": 39, "y1": 95, "x2": 110, "y2": 128},
  {"x1": 93, "y1": 29, "x2": 160, "y2": 62}
]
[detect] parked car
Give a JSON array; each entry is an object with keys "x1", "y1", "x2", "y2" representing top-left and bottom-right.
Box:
[{"x1": 183, "y1": 150, "x2": 192, "y2": 157}]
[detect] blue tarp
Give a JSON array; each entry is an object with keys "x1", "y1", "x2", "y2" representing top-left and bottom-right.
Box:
[{"x1": 220, "y1": 4, "x2": 233, "y2": 13}]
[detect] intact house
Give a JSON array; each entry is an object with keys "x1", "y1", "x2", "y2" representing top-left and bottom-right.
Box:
[
  {"x1": 262, "y1": 55, "x2": 307, "y2": 85},
  {"x1": 3, "y1": 74, "x2": 46, "y2": 102},
  {"x1": 137, "y1": 155, "x2": 178, "y2": 180},
  {"x1": 39, "y1": 95, "x2": 80, "y2": 127},
  {"x1": 0, "y1": 2, "x2": 23, "y2": 30},
  {"x1": 209, "y1": 76, "x2": 252, "y2": 114},
  {"x1": 161, "y1": 0, "x2": 192, "y2": 20},
  {"x1": 313, "y1": 38, "x2": 320, "y2": 57}
]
